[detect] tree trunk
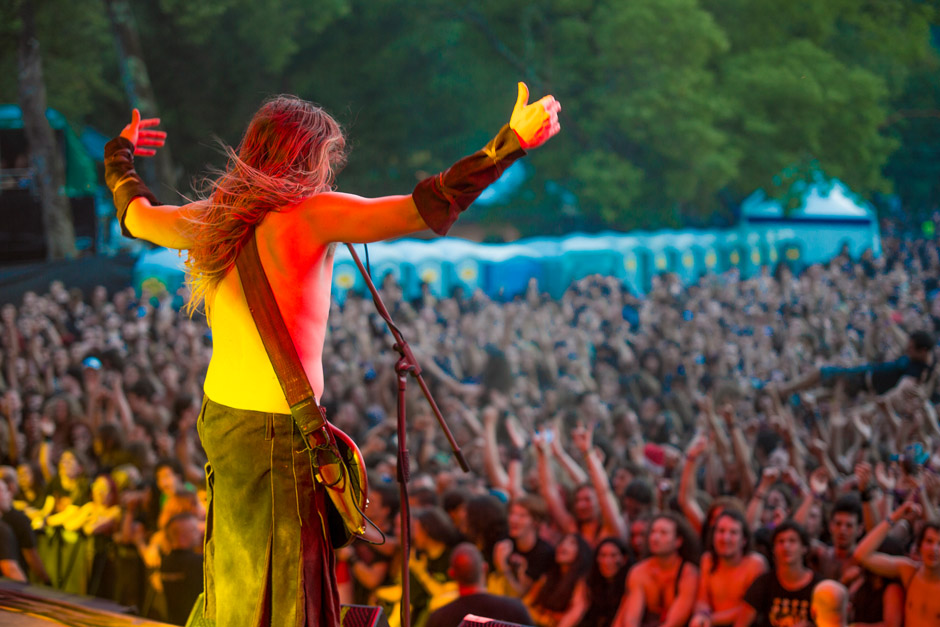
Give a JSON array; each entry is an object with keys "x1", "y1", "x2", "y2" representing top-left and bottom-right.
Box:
[
  {"x1": 104, "y1": 0, "x2": 177, "y2": 194},
  {"x1": 16, "y1": 0, "x2": 77, "y2": 261}
]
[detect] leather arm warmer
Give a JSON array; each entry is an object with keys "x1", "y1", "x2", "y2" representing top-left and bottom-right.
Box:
[
  {"x1": 104, "y1": 137, "x2": 159, "y2": 239},
  {"x1": 412, "y1": 124, "x2": 526, "y2": 235}
]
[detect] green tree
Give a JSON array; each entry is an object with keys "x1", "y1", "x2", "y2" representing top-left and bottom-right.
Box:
[
  {"x1": 6, "y1": 0, "x2": 937, "y2": 238},
  {"x1": 882, "y1": 61, "x2": 940, "y2": 219},
  {"x1": 9, "y1": 0, "x2": 78, "y2": 259}
]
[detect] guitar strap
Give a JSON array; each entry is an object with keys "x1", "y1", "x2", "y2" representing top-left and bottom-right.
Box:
[
  {"x1": 234, "y1": 233, "x2": 327, "y2": 442},
  {"x1": 234, "y1": 232, "x2": 370, "y2": 543}
]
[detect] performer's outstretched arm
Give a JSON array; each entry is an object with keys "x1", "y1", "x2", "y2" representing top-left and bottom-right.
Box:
[
  {"x1": 105, "y1": 109, "x2": 197, "y2": 249},
  {"x1": 109, "y1": 82, "x2": 561, "y2": 248},
  {"x1": 123, "y1": 197, "x2": 200, "y2": 249},
  {"x1": 301, "y1": 81, "x2": 561, "y2": 243}
]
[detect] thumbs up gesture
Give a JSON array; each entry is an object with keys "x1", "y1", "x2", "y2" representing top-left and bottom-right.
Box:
[{"x1": 509, "y1": 82, "x2": 561, "y2": 149}]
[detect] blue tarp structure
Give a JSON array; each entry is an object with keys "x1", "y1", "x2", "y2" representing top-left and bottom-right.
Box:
[
  {"x1": 132, "y1": 179, "x2": 883, "y2": 302},
  {"x1": 0, "y1": 105, "x2": 97, "y2": 197}
]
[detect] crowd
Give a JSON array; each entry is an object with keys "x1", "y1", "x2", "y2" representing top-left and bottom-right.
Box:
[{"x1": 0, "y1": 222, "x2": 939, "y2": 626}]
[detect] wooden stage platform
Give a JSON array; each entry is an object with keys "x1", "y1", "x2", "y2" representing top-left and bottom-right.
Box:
[{"x1": 0, "y1": 580, "x2": 169, "y2": 626}]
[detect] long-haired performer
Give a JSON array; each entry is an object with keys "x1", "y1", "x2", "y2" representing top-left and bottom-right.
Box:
[{"x1": 104, "y1": 84, "x2": 560, "y2": 626}]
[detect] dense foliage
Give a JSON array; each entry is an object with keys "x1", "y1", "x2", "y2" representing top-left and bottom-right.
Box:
[{"x1": 1, "y1": 0, "x2": 939, "y2": 235}]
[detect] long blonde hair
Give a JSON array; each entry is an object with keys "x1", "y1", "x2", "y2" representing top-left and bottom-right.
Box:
[{"x1": 184, "y1": 95, "x2": 346, "y2": 315}]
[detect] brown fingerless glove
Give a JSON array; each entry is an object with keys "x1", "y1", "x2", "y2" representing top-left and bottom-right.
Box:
[
  {"x1": 104, "y1": 137, "x2": 159, "y2": 239},
  {"x1": 412, "y1": 124, "x2": 526, "y2": 235}
]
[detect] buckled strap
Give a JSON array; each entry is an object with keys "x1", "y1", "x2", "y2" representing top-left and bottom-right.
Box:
[{"x1": 290, "y1": 397, "x2": 327, "y2": 447}]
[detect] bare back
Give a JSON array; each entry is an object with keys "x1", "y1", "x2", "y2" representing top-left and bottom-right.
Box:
[{"x1": 203, "y1": 207, "x2": 334, "y2": 412}]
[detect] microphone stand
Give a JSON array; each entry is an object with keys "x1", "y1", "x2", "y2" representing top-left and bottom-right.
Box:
[{"x1": 344, "y1": 243, "x2": 469, "y2": 627}]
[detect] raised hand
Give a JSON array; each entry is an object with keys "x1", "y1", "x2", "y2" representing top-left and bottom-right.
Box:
[
  {"x1": 808, "y1": 466, "x2": 829, "y2": 496},
  {"x1": 571, "y1": 421, "x2": 593, "y2": 454},
  {"x1": 891, "y1": 499, "x2": 922, "y2": 523},
  {"x1": 686, "y1": 432, "x2": 709, "y2": 462},
  {"x1": 854, "y1": 461, "x2": 872, "y2": 492},
  {"x1": 493, "y1": 538, "x2": 514, "y2": 573},
  {"x1": 509, "y1": 82, "x2": 561, "y2": 149},
  {"x1": 759, "y1": 466, "x2": 781, "y2": 489},
  {"x1": 120, "y1": 108, "x2": 167, "y2": 157}
]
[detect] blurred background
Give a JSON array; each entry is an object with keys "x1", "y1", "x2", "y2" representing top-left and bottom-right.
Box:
[{"x1": 1, "y1": 0, "x2": 939, "y2": 251}]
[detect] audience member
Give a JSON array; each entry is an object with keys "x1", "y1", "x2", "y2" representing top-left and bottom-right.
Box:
[
  {"x1": 426, "y1": 543, "x2": 532, "y2": 627},
  {"x1": 810, "y1": 580, "x2": 849, "y2": 627},
  {"x1": 0, "y1": 223, "x2": 939, "y2": 627},
  {"x1": 737, "y1": 521, "x2": 820, "y2": 627},
  {"x1": 693, "y1": 509, "x2": 767, "y2": 627},
  {"x1": 615, "y1": 512, "x2": 700, "y2": 627},
  {"x1": 524, "y1": 532, "x2": 592, "y2": 627},
  {"x1": 853, "y1": 501, "x2": 940, "y2": 627}
]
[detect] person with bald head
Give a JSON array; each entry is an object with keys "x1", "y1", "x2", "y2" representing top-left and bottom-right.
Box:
[
  {"x1": 426, "y1": 543, "x2": 532, "y2": 627},
  {"x1": 811, "y1": 580, "x2": 849, "y2": 627}
]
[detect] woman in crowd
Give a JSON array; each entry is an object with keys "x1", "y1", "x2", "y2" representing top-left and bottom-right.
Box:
[
  {"x1": 44, "y1": 449, "x2": 91, "y2": 524},
  {"x1": 572, "y1": 536, "x2": 632, "y2": 627},
  {"x1": 524, "y1": 532, "x2": 593, "y2": 627}
]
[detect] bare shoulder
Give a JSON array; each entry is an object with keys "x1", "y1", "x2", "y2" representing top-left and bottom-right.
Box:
[
  {"x1": 699, "y1": 552, "x2": 713, "y2": 572},
  {"x1": 297, "y1": 191, "x2": 414, "y2": 216},
  {"x1": 628, "y1": 560, "x2": 652, "y2": 582},
  {"x1": 293, "y1": 191, "x2": 422, "y2": 244},
  {"x1": 898, "y1": 560, "x2": 923, "y2": 587},
  {"x1": 293, "y1": 191, "x2": 361, "y2": 226},
  {"x1": 297, "y1": 191, "x2": 365, "y2": 212},
  {"x1": 744, "y1": 552, "x2": 769, "y2": 573}
]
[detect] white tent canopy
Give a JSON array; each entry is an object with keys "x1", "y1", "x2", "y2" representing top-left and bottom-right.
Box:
[{"x1": 741, "y1": 179, "x2": 874, "y2": 221}]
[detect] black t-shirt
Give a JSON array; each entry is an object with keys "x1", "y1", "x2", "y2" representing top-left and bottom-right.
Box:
[
  {"x1": 743, "y1": 570, "x2": 821, "y2": 627},
  {"x1": 425, "y1": 592, "x2": 533, "y2": 627},
  {"x1": 869, "y1": 356, "x2": 931, "y2": 395},
  {"x1": 0, "y1": 520, "x2": 20, "y2": 563},
  {"x1": 410, "y1": 548, "x2": 453, "y2": 621},
  {"x1": 161, "y1": 549, "x2": 204, "y2": 626},
  {"x1": 351, "y1": 533, "x2": 397, "y2": 606},
  {"x1": 2, "y1": 509, "x2": 35, "y2": 575},
  {"x1": 514, "y1": 537, "x2": 555, "y2": 583},
  {"x1": 851, "y1": 569, "x2": 900, "y2": 624}
]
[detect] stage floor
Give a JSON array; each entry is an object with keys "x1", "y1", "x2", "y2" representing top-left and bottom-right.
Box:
[{"x1": 0, "y1": 580, "x2": 169, "y2": 626}]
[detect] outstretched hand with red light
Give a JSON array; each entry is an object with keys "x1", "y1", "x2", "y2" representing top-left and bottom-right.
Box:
[
  {"x1": 509, "y1": 82, "x2": 561, "y2": 149},
  {"x1": 120, "y1": 108, "x2": 166, "y2": 157}
]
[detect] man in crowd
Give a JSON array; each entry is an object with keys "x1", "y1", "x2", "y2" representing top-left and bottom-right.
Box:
[
  {"x1": 0, "y1": 469, "x2": 49, "y2": 584},
  {"x1": 160, "y1": 512, "x2": 204, "y2": 626},
  {"x1": 811, "y1": 580, "x2": 849, "y2": 627},
  {"x1": 426, "y1": 543, "x2": 532, "y2": 627},
  {"x1": 615, "y1": 512, "x2": 699, "y2": 627},
  {"x1": 339, "y1": 481, "x2": 400, "y2": 605},
  {"x1": 691, "y1": 509, "x2": 767, "y2": 627},
  {"x1": 853, "y1": 501, "x2": 940, "y2": 627},
  {"x1": 536, "y1": 433, "x2": 626, "y2": 548},
  {"x1": 806, "y1": 494, "x2": 863, "y2": 580},
  {"x1": 492, "y1": 495, "x2": 555, "y2": 598},
  {"x1": 737, "y1": 521, "x2": 821, "y2": 627},
  {"x1": 804, "y1": 493, "x2": 904, "y2": 626},
  {"x1": 777, "y1": 330, "x2": 935, "y2": 398}
]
